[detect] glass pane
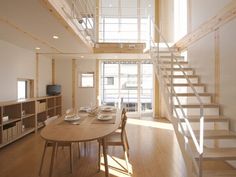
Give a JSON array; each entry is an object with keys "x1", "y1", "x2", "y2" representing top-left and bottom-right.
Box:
[
  {"x1": 18, "y1": 81, "x2": 26, "y2": 99},
  {"x1": 140, "y1": 64, "x2": 153, "y2": 112},
  {"x1": 81, "y1": 73, "x2": 94, "y2": 87}
]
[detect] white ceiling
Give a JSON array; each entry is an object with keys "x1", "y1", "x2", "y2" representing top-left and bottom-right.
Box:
[{"x1": 0, "y1": 0, "x2": 92, "y2": 54}]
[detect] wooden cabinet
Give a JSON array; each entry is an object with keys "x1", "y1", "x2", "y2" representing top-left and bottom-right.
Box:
[
  {"x1": 0, "y1": 95, "x2": 62, "y2": 148},
  {"x1": 0, "y1": 99, "x2": 35, "y2": 147},
  {"x1": 36, "y1": 95, "x2": 62, "y2": 128}
]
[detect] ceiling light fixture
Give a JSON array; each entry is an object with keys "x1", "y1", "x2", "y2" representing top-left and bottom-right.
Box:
[
  {"x1": 81, "y1": 56, "x2": 84, "y2": 58},
  {"x1": 53, "y1": 35, "x2": 59, "y2": 39},
  {"x1": 35, "y1": 47, "x2": 40, "y2": 50}
]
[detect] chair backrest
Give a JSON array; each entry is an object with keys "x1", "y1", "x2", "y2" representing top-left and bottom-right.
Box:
[
  {"x1": 121, "y1": 108, "x2": 127, "y2": 134},
  {"x1": 44, "y1": 116, "x2": 58, "y2": 126}
]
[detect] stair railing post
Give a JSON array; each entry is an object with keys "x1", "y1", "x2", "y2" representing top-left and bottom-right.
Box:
[{"x1": 170, "y1": 52, "x2": 174, "y2": 115}]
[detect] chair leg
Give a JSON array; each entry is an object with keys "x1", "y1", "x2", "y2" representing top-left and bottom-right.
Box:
[
  {"x1": 39, "y1": 141, "x2": 48, "y2": 176},
  {"x1": 123, "y1": 140, "x2": 130, "y2": 173},
  {"x1": 77, "y1": 142, "x2": 80, "y2": 159},
  {"x1": 125, "y1": 130, "x2": 130, "y2": 150},
  {"x1": 97, "y1": 141, "x2": 101, "y2": 172},
  {"x1": 69, "y1": 143, "x2": 73, "y2": 173},
  {"x1": 84, "y1": 142, "x2": 87, "y2": 155},
  {"x1": 124, "y1": 150, "x2": 130, "y2": 174}
]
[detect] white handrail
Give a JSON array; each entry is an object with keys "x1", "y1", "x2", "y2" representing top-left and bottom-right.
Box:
[{"x1": 149, "y1": 19, "x2": 204, "y2": 177}]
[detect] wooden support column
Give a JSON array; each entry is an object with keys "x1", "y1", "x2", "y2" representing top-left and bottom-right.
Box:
[
  {"x1": 72, "y1": 59, "x2": 78, "y2": 110},
  {"x1": 137, "y1": 0, "x2": 141, "y2": 42},
  {"x1": 154, "y1": 0, "x2": 160, "y2": 42},
  {"x1": 154, "y1": 0, "x2": 161, "y2": 118},
  {"x1": 96, "y1": 60, "x2": 100, "y2": 105},
  {"x1": 214, "y1": 29, "x2": 220, "y2": 105},
  {"x1": 187, "y1": 0, "x2": 192, "y2": 33},
  {"x1": 52, "y1": 59, "x2": 55, "y2": 84},
  {"x1": 95, "y1": 0, "x2": 99, "y2": 42},
  {"x1": 36, "y1": 53, "x2": 39, "y2": 97},
  {"x1": 154, "y1": 76, "x2": 161, "y2": 118}
]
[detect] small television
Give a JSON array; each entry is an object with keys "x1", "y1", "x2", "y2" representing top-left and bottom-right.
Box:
[{"x1": 46, "y1": 85, "x2": 61, "y2": 96}]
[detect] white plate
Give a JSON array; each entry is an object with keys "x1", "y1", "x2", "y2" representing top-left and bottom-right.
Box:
[
  {"x1": 79, "y1": 107, "x2": 89, "y2": 112},
  {"x1": 64, "y1": 115, "x2": 80, "y2": 121},
  {"x1": 97, "y1": 114, "x2": 113, "y2": 121},
  {"x1": 100, "y1": 107, "x2": 114, "y2": 112}
]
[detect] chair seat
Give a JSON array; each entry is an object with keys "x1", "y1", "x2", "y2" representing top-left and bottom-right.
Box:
[{"x1": 106, "y1": 132, "x2": 123, "y2": 145}]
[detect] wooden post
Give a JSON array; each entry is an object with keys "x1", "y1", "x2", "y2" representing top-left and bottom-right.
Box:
[
  {"x1": 214, "y1": 29, "x2": 220, "y2": 105},
  {"x1": 154, "y1": 0, "x2": 160, "y2": 42},
  {"x1": 154, "y1": 0, "x2": 161, "y2": 118},
  {"x1": 96, "y1": 60, "x2": 99, "y2": 105},
  {"x1": 36, "y1": 53, "x2": 39, "y2": 97},
  {"x1": 72, "y1": 59, "x2": 78, "y2": 110},
  {"x1": 52, "y1": 58, "x2": 55, "y2": 85}
]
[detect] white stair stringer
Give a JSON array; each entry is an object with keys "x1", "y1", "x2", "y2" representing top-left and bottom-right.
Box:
[{"x1": 155, "y1": 49, "x2": 236, "y2": 177}]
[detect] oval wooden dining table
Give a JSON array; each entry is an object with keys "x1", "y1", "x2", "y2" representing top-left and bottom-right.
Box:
[{"x1": 40, "y1": 108, "x2": 122, "y2": 177}]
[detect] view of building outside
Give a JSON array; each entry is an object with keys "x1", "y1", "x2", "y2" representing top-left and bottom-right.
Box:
[{"x1": 100, "y1": 61, "x2": 153, "y2": 113}]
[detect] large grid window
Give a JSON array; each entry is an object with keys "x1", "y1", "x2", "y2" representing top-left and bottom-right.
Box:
[
  {"x1": 99, "y1": 0, "x2": 153, "y2": 42},
  {"x1": 100, "y1": 61, "x2": 153, "y2": 113}
]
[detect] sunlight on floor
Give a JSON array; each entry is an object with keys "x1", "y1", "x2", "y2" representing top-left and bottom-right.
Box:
[
  {"x1": 127, "y1": 118, "x2": 174, "y2": 131},
  {"x1": 100, "y1": 155, "x2": 133, "y2": 177}
]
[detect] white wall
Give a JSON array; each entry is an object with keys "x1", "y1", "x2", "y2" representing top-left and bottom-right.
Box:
[
  {"x1": 0, "y1": 40, "x2": 35, "y2": 101},
  {"x1": 220, "y1": 18, "x2": 236, "y2": 131},
  {"x1": 0, "y1": 40, "x2": 53, "y2": 102},
  {"x1": 187, "y1": 0, "x2": 236, "y2": 131},
  {"x1": 77, "y1": 59, "x2": 97, "y2": 108},
  {"x1": 55, "y1": 58, "x2": 72, "y2": 113},
  {"x1": 38, "y1": 55, "x2": 52, "y2": 97},
  {"x1": 191, "y1": 0, "x2": 231, "y2": 30},
  {"x1": 188, "y1": 33, "x2": 215, "y2": 94}
]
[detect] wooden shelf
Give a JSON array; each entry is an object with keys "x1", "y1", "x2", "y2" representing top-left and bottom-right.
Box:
[
  {"x1": 47, "y1": 107, "x2": 54, "y2": 111},
  {"x1": 37, "y1": 110, "x2": 46, "y2": 114},
  {"x1": 0, "y1": 95, "x2": 62, "y2": 147},
  {"x1": 0, "y1": 127, "x2": 35, "y2": 148},
  {"x1": 22, "y1": 114, "x2": 35, "y2": 120},
  {"x1": 2, "y1": 118, "x2": 21, "y2": 125}
]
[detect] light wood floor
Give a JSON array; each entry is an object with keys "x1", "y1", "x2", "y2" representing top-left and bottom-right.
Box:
[{"x1": 0, "y1": 117, "x2": 188, "y2": 177}]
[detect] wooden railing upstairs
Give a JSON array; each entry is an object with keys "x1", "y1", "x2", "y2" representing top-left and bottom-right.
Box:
[{"x1": 148, "y1": 19, "x2": 205, "y2": 177}]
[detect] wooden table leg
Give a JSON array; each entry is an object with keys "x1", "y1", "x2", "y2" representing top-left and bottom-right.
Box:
[
  {"x1": 70, "y1": 143, "x2": 73, "y2": 173},
  {"x1": 49, "y1": 142, "x2": 57, "y2": 177},
  {"x1": 39, "y1": 141, "x2": 48, "y2": 176},
  {"x1": 102, "y1": 138, "x2": 109, "y2": 177}
]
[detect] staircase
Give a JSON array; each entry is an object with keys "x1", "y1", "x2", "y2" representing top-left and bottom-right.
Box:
[{"x1": 151, "y1": 48, "x2": 236, "y2": 177}]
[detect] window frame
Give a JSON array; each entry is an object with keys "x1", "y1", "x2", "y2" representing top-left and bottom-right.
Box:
[
  {"x1": 79, "y1": 72, "x2": 95, "y2": 88},
  {"x1": 17, "y1": 78, "x2": 34, "y2": 99}
]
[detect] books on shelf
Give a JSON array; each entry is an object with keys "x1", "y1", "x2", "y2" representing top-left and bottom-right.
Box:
[{"x1": 2, "y1": 121, "x2": 22, "y2": 144}]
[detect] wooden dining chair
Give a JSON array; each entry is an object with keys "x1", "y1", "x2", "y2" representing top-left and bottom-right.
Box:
[
  {"x1": 98, "y1": 108, "x2": 130, "y2": 173},
  {"x1": 38, "y1": 116, "x2": 75, "y2": 176}
]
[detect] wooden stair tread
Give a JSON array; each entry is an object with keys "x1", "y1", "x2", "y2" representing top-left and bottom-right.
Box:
[
  {"x1": 204, "y1": 170, "x2": 236, "y2": 177},
  {"x1": 167, "y1": 83, "x2": 205, "y2": 86},
  {"x1": 197, "y1": 148, "x2": 236, "y2": 160},
  {"x1": 161, "y1": 67, "x2": 193, "y2": 70},
  {"x1": 164, "y1": 75, "x2": 198, "y2": 78},
  {"x1": 162, "y1": 61, "x2": 188, "y2": 64},
  {"x1": 175, "y1": 103, "x2": 219, "y2": 108},
  {"x1": 180, "y1": 115, "x2": 229, "y2": 122},
  {"x1": 174, "y1": 93, "x2": 211, "y2": 96},
  {"x1": 187, "y1": 130, "x2": 236, "y2": 139},
  {"x1": 160, "y1": 55, "x2": 184, "y2": 59}
]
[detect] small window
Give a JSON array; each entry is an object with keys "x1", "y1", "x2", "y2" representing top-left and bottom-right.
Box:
[
  {"x1": 80, "y1": 72, "x2": 94, "y2": 88},
  {"x1": 17, "y1": 79, "x2": 34, "y2": 99},
  {"x1": 105, "y1": 77, "x2": 114, "y2": 85}
]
